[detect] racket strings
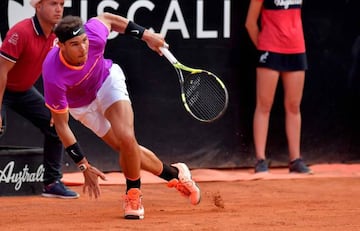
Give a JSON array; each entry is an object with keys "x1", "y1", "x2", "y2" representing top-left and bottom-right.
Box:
[
  {"x1": 183, "y1": 72, "x2": 228, "y2": 121},
  {"x1": 189, "y1": 80, "x2": 225, "y2": 117}
]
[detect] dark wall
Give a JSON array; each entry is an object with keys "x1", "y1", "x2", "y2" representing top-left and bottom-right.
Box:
[{"x1": 0, "y1": 0, "x2": 359, "y2": 172}]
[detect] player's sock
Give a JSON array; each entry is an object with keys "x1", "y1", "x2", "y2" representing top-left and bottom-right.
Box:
[
  {"x1": 158, "y1": 163, "x2": 179, "y2": 181},
  {"x1": 126, "y1": 178, "x2": 141, "y2": 192}
]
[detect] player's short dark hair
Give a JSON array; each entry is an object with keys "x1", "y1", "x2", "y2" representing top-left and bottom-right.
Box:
[{"x1": 55, "y1": 15, "x2": 84, "y2": 43}]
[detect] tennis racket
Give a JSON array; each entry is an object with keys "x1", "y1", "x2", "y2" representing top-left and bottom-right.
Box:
[{"x1": 160, "y1": 46, "x2": 228, "y2": 122}]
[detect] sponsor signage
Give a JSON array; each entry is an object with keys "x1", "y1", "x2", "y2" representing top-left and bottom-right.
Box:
[
  {"x1": 1, "y1": 0, "x2": 232, "y2": 45},
  {"x1": 0, "y1": 148, "x2": 44, "y2": 196}
]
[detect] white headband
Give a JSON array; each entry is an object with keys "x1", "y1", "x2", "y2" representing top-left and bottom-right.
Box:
[{"x1": 30, "y1": 0, "x2": 41, "y2": 8}]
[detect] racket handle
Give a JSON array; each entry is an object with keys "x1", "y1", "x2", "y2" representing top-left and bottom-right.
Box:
[{"x1": 160, "y1": 46, "x2": 178, "y2": 64}]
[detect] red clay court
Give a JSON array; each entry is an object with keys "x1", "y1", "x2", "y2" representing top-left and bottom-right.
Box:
[{"x1": 0, "y1": 163, "x2": 359, "y2": 231}]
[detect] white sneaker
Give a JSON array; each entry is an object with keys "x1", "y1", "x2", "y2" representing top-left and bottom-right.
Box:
[
  {"x1": 168, "y1": 163, "x2": 201, "y2": 205},
  {"x1": 123, "y1": 188, "x2": 144, "y2": 219}
]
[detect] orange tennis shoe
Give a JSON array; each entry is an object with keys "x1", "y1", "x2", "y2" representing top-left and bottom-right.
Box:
[
  {"x1": 168, "y1": 163, "x2": 201, "y2": 205},
  {"x1": 123, "y1": 188, "x2": 144, "y2": 219}
]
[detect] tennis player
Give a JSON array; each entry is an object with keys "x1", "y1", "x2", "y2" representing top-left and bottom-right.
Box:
[
  {"x1": 0, "y1": 0, "x2": 79, "y2": 198},
  {"x1": 42, "y1": 13, "x2": 201, "y2": 219}
]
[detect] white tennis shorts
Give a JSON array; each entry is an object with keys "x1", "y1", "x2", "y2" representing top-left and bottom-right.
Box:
[{"x1": 69, "y1": 64, "x2": 130, "y2": 137}]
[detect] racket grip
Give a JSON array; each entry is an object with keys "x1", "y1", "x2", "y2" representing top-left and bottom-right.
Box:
[{"x1": 160, "y1": 46, "x2": 178, "y2": 64}]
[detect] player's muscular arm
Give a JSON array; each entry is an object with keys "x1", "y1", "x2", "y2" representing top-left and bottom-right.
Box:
[
  {"x1": 50, "y1": 110, "x2": 77, "y2": 147},
  {"x1": 96, "y1": 12, "x2": 165, "y2": 54},
  {"x1": 51, "y1": 111, "x2": 106, "y2": 198},
  {"x1": 96, "y1": 12, "x2": 128, "y2": 33}
]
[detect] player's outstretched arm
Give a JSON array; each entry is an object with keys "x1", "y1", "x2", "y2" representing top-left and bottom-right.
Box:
[
  {"x1": 50, "y1": 110, "x2": 107, "y2": 198},
  {"x1": 96, "y1": 12, "x2": 166, "y2": 55}
]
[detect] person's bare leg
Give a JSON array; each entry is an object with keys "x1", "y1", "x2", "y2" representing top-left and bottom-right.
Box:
[
  {"x1": 281, "y1": 71, "x2": 305, "y2": 162},
  {"x1": 104, "y1": 101, "x2": 141, "y2": 180},
  {"x1": 253, "y1": 67, "x2": 280, "y2": 160},
  {"x1": 102, "y1": 128, "x2": 163, "y2": 175},
  {"x1": 102, "y1": 101, "x2": 201, "y2": 205}
]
